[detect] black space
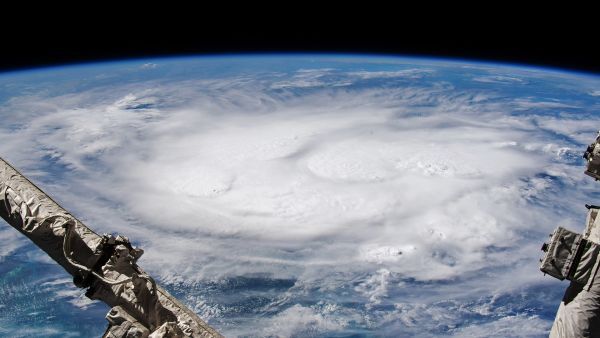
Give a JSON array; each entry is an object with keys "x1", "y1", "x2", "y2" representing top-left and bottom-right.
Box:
[{"x1": 1, "y1": 9, "x2": 598, "y2": 74}]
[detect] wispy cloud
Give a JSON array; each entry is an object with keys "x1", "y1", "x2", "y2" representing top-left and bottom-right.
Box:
[
  {"x1": 450, "y1": 314, "x2": 550, "y2": 337},
  {"x1": 347, "y1": 68, "x2": 435, "y2": 79},
  {"x1": 270, "y1": 68, "x2": 434, "y2": 89},
  {"x1": 513, "y1": 98, "x2": 581, "y2": 110},
  {"x1": 270, "y1": 68, "x2": 348, "y2": 88},
  {"x1": 472, "y1": 75, "x2": 526, "y2": 84}
]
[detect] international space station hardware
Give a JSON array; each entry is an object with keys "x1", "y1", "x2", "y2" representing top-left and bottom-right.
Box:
[
  {"x1": 0, "y1": 157, "x2": 223, "y2": 338},
  {"x1": 584, "y1": 131, "x2": 600, "y2": 180},
  {"x1": 540, "y1": 226, "x2": 600, "y2": 283},
  {"x1": 544, "y1": 131, "x2": 600, "y2": 337}
]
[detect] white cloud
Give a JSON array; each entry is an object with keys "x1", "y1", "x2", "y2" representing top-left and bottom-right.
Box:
[
  {"x1": 513, "y1": 98, "x2": 581, "y2": 110},
  {"x1": 271, "y1": 68, "x2": 339, "y2": 88},
  {"x1": 472, "y1": 75, "x2": 525, "y2": 84},
  {"x1": 0, "y1": 326, "x2": 82, "y2": 338},
  {"x1": 43, "y1": 279, "x2": 98, "y2": 310},
  {"x1": 0, "y1": 67, "x2": 597, "y2": 336},
  {"x1": 450, "y1": 314, "x2": 550, "y2": 337},
  {"x1": 258, "y1": 304, "x2": 346, "y2": 337},
  {"x1": 0, "y1": 228, "x2": 25, "y2": 257},
  {"x1": 141, "y1": 63, "x2": 158, "y2": 69},
  {"x1": 270, "y1": 68, "x2": 434, "y2": 89},
  {"x1": 347, "y1": 68, "x2": 435, "y2": 79}
]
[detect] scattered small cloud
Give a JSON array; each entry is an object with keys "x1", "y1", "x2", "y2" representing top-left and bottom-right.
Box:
[
  {"x1": 589, "y1": 90, "x2": 600, "y2": 97},
  {"x1": 140, "y1": 62, "x2": 158, "y2": 69}
]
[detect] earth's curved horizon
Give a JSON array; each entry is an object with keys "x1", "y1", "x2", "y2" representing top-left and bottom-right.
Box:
[{"x1": 0, "y1": 54, "x2": 599, "y2": 337}]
